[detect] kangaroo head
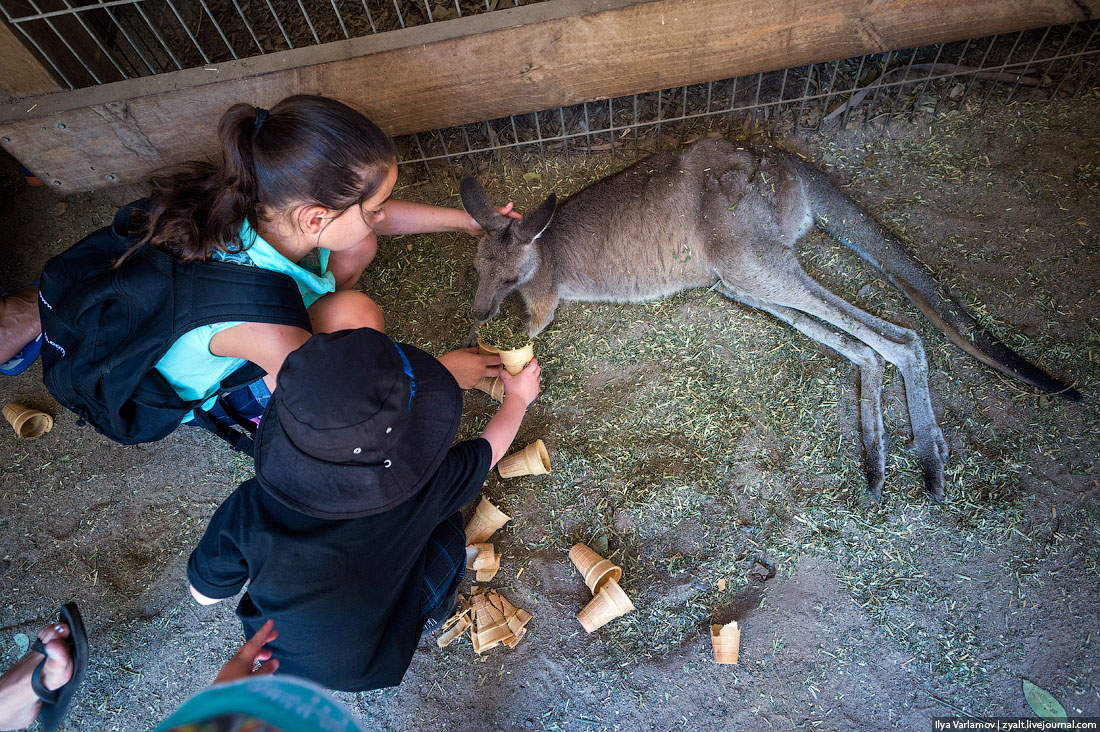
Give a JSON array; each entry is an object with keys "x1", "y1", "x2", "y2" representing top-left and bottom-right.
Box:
[{"x1": 460, "y1": 176, "x2": 557, "y2": 324}]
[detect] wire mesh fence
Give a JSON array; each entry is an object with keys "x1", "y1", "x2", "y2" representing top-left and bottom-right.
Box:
[
  {"x1": 1, "y1": 0, "x2": 1096, "y2": 179},
  {"x1": 0, "y1": 0, "x2": 532, "y2": 88},
  {"x1": 393, "y1": 20, "x2": 1100, "y2": 177}
]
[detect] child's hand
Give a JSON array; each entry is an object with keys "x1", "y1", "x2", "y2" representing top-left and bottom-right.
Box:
[
  {"x1": 438, "y1": 347, "x2": 503, "y2": 389},
  {"x1": 213, "y1": 619, "x2": 279, "y2": 684},
  {"x1": 500, "y1": 358, "x2": 541, "y2": 407},
  {"x1": 464, "y1": 202, "x2": 522, "y2": 236}
]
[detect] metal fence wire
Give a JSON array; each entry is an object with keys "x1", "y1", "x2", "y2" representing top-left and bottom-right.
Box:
[
  {"x1": 1, "y1": 0, "x2": 1096, "y2": 170},
  {"x1": 0, "y1": 0, "x2": 531, "y2": 87},
  {"x1": 394, "y1": 20, "x2": 1100, "y2": 174}
]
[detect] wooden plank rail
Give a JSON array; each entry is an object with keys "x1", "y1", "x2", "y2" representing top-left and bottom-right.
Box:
[
  {"x1": 0, "y1": 20, "x2": 61, "y2": 97},
  {"x1": 0, "y1": 0, "x2": 1095, "y2": 193}
]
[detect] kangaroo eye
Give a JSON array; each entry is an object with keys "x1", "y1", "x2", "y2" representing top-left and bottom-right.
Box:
[{"x1": 502, "y1": 278, "x2": 518, "y2": 287}]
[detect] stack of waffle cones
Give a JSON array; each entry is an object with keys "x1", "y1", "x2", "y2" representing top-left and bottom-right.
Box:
[
  {"x1": 3, "y1": 402, "x2": 53, "y2": 440},
  {"x1": 474, "y1": 338, "x2": 534, "y2": 401},
  {"x1": 570, "y1": 543, "x2": 634, "y2": 633}
]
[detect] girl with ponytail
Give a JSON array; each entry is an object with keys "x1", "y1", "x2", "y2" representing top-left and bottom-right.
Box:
[{"x1": 140, "y1": 94, "x2": 513, "y2": 422}]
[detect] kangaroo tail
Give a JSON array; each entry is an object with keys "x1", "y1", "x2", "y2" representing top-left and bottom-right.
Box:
[{"x1": 791, "y1": 156, "x2": 1081, "y2": 401}]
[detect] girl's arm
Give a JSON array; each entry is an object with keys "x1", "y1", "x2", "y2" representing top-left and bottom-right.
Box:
[
  {"x1": 480, "y1": 359, "x2": 541, "y2": 467},
  {"x1": 375, "y1": 199, "x2": 519, "y2": 237}
]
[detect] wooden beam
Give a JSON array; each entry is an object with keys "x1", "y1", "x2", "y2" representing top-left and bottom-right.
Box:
[
  {"x1": 0, "y1": 20, "x2": 61, "y2": 97},
  {"x1": 0, "y1": 0, "x2": 1095, "y2": 192}
]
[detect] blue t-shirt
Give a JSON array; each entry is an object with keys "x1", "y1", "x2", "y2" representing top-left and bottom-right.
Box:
[{"x1": 154, "y1": 221, "x2": 336, "y2": 416}]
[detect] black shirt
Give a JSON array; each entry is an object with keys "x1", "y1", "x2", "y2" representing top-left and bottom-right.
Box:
[{"x1": 187, "y1": 438, "x2": 492, "y2": 691}]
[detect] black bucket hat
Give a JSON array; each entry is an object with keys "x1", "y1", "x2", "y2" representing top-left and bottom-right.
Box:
[{"x1": 253, "y1": 328, "x2": 461, "y2": 519}]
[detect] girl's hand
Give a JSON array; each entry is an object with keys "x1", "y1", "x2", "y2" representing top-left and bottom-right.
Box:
[
  {"x1": 438, "y1": 347, "x2": 503, "y2": 389},
  {"x1": 500, "y1": 358, "x2": 541, "y2": 407},
  {"x1": 464, "y1": 202, "x2": 522, "y2": 236},
  {"x1": 213, "y1": 620, "x2": 280, "y2": 684}
]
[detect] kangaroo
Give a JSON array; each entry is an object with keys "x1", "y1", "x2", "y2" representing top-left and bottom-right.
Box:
[{"x1": 459, "y1": 138, "x2": 1081, "y2": 502}]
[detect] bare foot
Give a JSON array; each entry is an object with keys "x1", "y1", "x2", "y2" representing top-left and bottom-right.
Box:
[
  {"x1": 0, "y1": 622, "x2": 73, "y2": 731},
  {"x1": 0, "y1": 285, "x2": 42, "y2": 364}
]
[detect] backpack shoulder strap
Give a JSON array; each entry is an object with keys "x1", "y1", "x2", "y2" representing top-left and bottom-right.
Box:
[{"x1": 176, "y1": 260, "x2": 313, "y2": 336}]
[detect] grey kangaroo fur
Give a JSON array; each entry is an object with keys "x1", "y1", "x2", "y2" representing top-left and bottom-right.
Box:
[{"x1": 460, "y1": 138, "x2": 1081, "y2": 502}]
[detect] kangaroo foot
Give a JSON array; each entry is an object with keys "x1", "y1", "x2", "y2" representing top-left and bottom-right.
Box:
[
  {"x1": 864, "y1": 463, "x2": 886, "y2": 501},
  {"x1": 915, "y1": 429, "x2": 949, "y2": 503}
]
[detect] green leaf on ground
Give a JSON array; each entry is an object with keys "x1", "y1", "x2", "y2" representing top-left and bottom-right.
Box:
[
  {"x1": 1023, "y1": 680, "x2": 1067, "y2": 721},
  {"x1": 523, "y1": 172, "x2": 541, "y2": 182}
]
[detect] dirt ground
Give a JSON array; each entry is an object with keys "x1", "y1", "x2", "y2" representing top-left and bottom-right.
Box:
[{"x1": 1, "y1": 89, "x2": 1098, "y2": 732}]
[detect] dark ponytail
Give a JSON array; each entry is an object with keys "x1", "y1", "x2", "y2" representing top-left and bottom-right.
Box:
[{"x1": 137, "y1": 95, "x2": 397, "y2": 262}]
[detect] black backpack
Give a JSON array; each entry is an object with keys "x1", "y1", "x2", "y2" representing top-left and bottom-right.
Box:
[{"x1": 38, "y1": 200, "x2": 312, "y2": 452}]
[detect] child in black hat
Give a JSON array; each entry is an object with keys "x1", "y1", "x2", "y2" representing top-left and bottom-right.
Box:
[{"x1": 185, "y1": 327, "x2": 541, "y2": 691}]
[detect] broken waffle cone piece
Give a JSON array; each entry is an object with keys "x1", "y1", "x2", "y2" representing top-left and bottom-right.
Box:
[
  {"x1": 437, "y1": 596, "x2": 472, "y2": 648},
  {"x1": 3, "y1": 402, "x2": 53, "y2": 440},
  {"x1": 478, "y1": 337, "x2": 534, "y2": 376},
  {"x1": 497, "y1": 439, "x2": 551, "y2": 479},
  {"x1": 437, "y1": 614, "x2": 472, "y2": 648},
  {"x1": 465, "y1": 497, "x2": 511, "y2": 544},
  {"x1": 471, "y1": 543, "x2": 496, "y2": 571},
  {"x1": 569, "y1": 543, "x2": 623, "y2": 595},
  {"x1": 577, "y1": 578, "x2": 635, "y2": 633},
  {"x1": 473, "y1": 376, "x2": 506, "y2": 402},
  {"x1": 710, "y1": 622, "x2": 741, "y2": 665},
  {"x1": 472, "y1": 592, "x2": 511, "y2": 653},
  {"x1": 475, "y1": 550, "x2": 501, "y2": 582},
  {"x1": 491, "y1": 591, "x2": 533, "y2": 648}
]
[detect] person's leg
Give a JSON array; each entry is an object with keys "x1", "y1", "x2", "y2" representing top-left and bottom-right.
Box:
[
  {"x1": 420, "y1": 512, "x2": 467, "y2": 634},
  {"x1": 306, "y1": 289, "x2": 385, "y2": 335},
  {"x1": 0, "y1": 622, "x2": 72, "y2": 731},
  {"x1": 0, "y1": 285, "x2": 42, "y2": 364}
]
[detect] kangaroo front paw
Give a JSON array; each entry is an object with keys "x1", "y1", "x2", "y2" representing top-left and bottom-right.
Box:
[{"x1": 461, "y1": 326, "x2": 480, "y2": 349}]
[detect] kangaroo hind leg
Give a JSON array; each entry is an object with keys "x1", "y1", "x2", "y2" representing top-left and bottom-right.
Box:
[
  {"x1": 717, "y1": 285, "x2": 888, "y2": 500},
  {"x1": 772, "y1": 275, "x2": 948, "y2": 501}
]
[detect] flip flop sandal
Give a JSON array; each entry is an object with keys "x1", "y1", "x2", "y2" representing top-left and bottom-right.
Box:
[
  {"x1": 30, "y1": 602, "x2": 88, "y2": 732},
  {"x1": 0, "y1": 334, "x2": 42, "y2": 376},
  {"x1": 0, "y1": 280, "x2": 43, "y2": 376}
]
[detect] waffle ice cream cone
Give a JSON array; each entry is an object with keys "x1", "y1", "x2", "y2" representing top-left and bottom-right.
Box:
[
  {"x1": 497, "y1": 440, "x2": 551, "y2": 479},
  {"x1": 710, "y1": 622, "x2": 741, "y2": 664},
  {"x1": 473, "y1": 376, "x2": 506, "y2": 401},
  {"x1": 478, "y1": 337, "x2": 534, "y2": 376},
  {"x1": 3, "y1": 402, "x2": 53, "y2": 440},
  {"x1": 569, "y1": 543, "x2": 623, "y2": 595},
  {"x1": 577, "y1": 578, "x2": 634, "y2": 633},
  {"x1": 465, "y1": 497, "x2": 511, "y2": 544}
]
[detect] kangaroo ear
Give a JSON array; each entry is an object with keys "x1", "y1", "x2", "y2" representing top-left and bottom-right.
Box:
[
  {"x1": 460, "y1": 176, "x2": 507, "y2": 233},
  {"x1": 517, "y1": 194, "x2": 556, "y2": 243}
]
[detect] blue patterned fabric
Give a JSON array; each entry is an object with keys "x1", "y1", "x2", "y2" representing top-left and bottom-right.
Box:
[{"x1": 420, "y1": 512, "x2": 467, "y2": 633}]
